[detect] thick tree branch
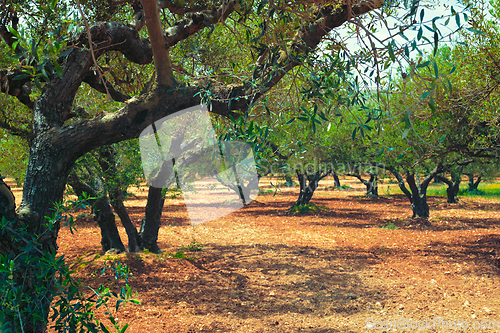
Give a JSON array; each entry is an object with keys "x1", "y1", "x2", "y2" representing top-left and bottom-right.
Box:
[
  {"x1": 75, "y1": 22, "x2": 153, "y2": 64},
  {"x1": 164, "y1": 0, "x2": 236, "y2": 48},
  {"x1": 31, "y1": 22, "x2": 153, "y2": 132},
  {"x1": 158, "y1": 0, "x2": 209, "y2": 15},
  {"x1": 435, "y1": 175, "x2": 452, "y2": 187},
  {"x1": 420, "y1": 163, "x2": 444, "y2": 194},
  {"x1": 83, "y1": 70, "x2": 131, "y2": 102},
  {"x1": 368, "y1": 162, "x2": 413, "y2": 200},
  {"x1": 0, "y1": 68, "x2": 34, "y2": 109},
  {"x1": 347, "y1": 173, "x2": 369, "y2": 187},
  {"x1": 241, "y1": 0, "x2": 384, "y2": 108}
]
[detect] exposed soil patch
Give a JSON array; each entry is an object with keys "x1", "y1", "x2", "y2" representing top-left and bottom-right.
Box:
[{"x1": 6, "y1": 178, "x2": 500, "y2": 332}]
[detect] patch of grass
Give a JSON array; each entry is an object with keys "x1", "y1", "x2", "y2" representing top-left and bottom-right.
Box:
[
  {"x1": 381, "y1": 222, "x2": 398, "y2": 230},
  {"x1": 289, "y1": 203, "x2": 328, "y2": 215},
  {"x1": 403, "y1": 182, "x2": 500, "y2": 200},
  {"x1": 426, "y1": 186, "x2": 447, "y2": 197},
  {"x1": 157, "y1": 241, "x2": 203, "y2": 261},
  {"x1": 459, "y1": 183, "x2": 500, "y2": 199},
  {"x1": 180, "y1": 239, "x2": 204, "y2": 252},
  {"x1": 165, "y1": 250, "x2": 195, "y2": 261}
]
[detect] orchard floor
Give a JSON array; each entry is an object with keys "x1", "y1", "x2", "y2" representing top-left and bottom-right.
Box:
[{"x1": 7, "y1": 178, "x2": 500, "y2": 332}]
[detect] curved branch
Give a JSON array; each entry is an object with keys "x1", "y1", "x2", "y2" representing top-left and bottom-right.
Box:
[
  {"x1": 83, "y1": 70, "x2": 131, "y2": 102},
  {"x1": 0, "y1": 5, "x2": 23, "y2": 54},
  {"x1": 164, "y1": 0, "x2": 236, "y2": 48},
  {"x1": 420, "y1": 163, "x2": 444, "y2": 193},
  {"x1": 255, "y1": 0, "x2": 384, "y2": 93},
  {"x1": 158, "y1": 0, "x2": 208, "y2": 15},
  {"x1": 74, "y1": 22, "x2": 153, "y2": 64},
  {"x1": 0, "y1": 68, "x2": 34, "y2": 109}
]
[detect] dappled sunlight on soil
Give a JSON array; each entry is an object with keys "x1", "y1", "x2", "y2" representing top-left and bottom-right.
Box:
[{"x1": 5, "y1": 178, "x2": 500, "y2": 332}]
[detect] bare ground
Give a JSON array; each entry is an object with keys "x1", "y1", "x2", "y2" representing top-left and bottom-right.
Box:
[{"x1": 6, "y1": 178, "x2": 500, "y2": 332}]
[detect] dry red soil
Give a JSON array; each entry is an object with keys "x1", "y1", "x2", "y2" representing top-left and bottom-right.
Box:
[{"x1": 6, "y1": 178, "x2": 500, "y2": 332}]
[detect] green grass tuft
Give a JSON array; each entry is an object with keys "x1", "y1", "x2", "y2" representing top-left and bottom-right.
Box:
[{"x1": 289, "y1": 203, "x2": 329, "y2": 215}]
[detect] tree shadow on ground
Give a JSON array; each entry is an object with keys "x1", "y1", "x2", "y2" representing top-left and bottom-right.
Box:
[
  {"x1": 81, "y1": 242, "x2": 387, "y2": 328},
  {"x1": 425, "y1": 233, "x2": 500, "y2": 276}
]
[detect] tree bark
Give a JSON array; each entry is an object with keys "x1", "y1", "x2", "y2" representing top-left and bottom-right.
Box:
[
  {"x1": 348, "y1": 173, "x2": 378, "y2": 197},
  {"x1": 0, "y1": 175, "x2": 16, "y2": 221},
  {"x1": 368, "y1": 162, "x2": 443, "y2": 219},
  {"x1": 405, "y1": 165, "x2": 444, "y2": 218},
  {"x1": 292, "y1": 169, "x2": 330, "y2": 208},
  {"x1": 466, "y1": 173, "x2": 482, "y2": 191},
  {"x1": 333, "y1": 172, "x2": 341, "y2": 188},
  {"x1": 435, "y1": 173, "x2": 461, "y2": 203},
  {"x1": 67, "y1": 173, "x2": 126, "y2": 253},
  {"x1": 96, "y1": 146, "x2": 140, "y2": 252},
  {"x1": 406, "y1": 172, "x2": 430, "y2": 218},
  {"x1": 139, "y1": 186, "x2": 165, "y2": 254},
  {"x1": 138, "y1": 132, "x2": 188, "y2": 253}
]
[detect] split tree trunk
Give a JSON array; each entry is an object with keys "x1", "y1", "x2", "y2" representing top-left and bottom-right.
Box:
[
  {"x1": 404, "y1": 168, "x2": 444, "y2": 218},
  {"x1": 292, "y1": 169, "x2": 330, "y2": 208},
  {"x1": 406, "y1": 171, "x2": 430, "y2": 218},
  {"x1": 139, "y1": 186, "x2": 165, "y2": 253},
  {"x1": 67, "y1": 173, "x2": 126, "y2": 253},
  {"x1": 466, "y1": 173, "x2": 482, "y2": 192},
  {"x1": 97, "y1": 146, "x2": 140, "y2": 252},
  {"x1": 435, "y1": 173, "x2": 461, "y2": 203},
  {"x1": 370, "y1": 163, "x2": 444, "y2": 220},
  {"x1": 138, "y1": 132, "x2": 199, "y2": 253},
  {"x1": 348, "y1": 173, "x2": 378, "y2": 197}
]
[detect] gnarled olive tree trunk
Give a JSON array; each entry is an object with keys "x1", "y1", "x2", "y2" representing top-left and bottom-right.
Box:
[
  {"x1": 348, "y1": 173, "x2": 378, "y2": 197},
  {"x1": 67, "y1": 173, "x2": 127, "y2": 253},
  {"x1": 435, "y1": 173, "x2": 461, "y2": 204},
  {"x1": 332, "y1": 172, "x2": 341, "y2": 188},
  {"x1": 371, "y1": 163, "x2": 444, "y2": 219},
  {"x1": 96, "y1": 146, "x2": 140, "y2": 252},
  {"x1": 292, "y1": 169, "x2": 330, "y2": 208},
  {"x1": 466, "y1": 173, "x2": 482, "y2": 192}
]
